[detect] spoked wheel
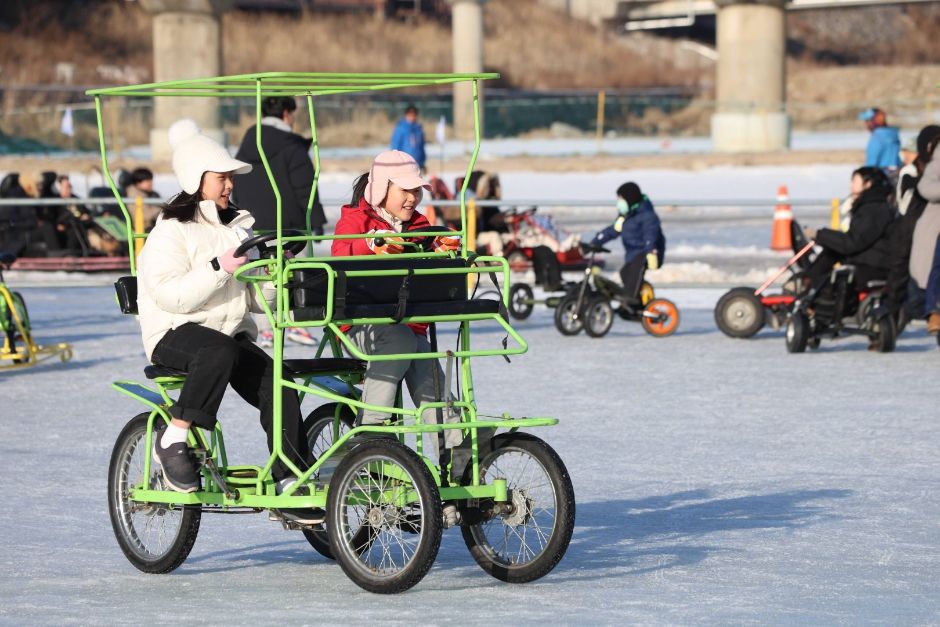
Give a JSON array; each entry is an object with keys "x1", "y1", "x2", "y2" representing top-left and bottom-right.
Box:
[
  {"x1": 872, "y1": 315, "x2": 896, "y2": 353},
  {"x1": 327, "y1": 439, "x2": 442, "y2": 594},
  {"x1": 108, "y1": 412, "x2": 201, "y2": 573},
  {"x1": 508, "y1": 283, "x2": 535, "y2": 320},
  {"x1": 554, "y1": 296, "x2": 583, "y2": 336},
  {"x1": 302, "y1": 403, "x2": 356, "y2": 559},
  {"x1": 785, "y1": 312, "x2": 810, "y2": 353},
  {"x1": 714, "y1": 287, "x2": 765, "y2": 338},
  {"x1": 641, "y1": 298, "x2": 680, "y2": 337},
  {"x1": 639, "y1": 281, "x2": 655, "y2": 306},
  {"x1": 461, "y1": 433, "x2": 575, "y2": 583},
  {"x1": 584, "y1": 298, "x2": 614, "y2": 338}
]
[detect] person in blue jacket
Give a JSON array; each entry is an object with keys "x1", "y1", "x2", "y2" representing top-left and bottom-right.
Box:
[
  {"x1": 590, "y1": 181, "x2": 666, "y2": 311},
  {"x1": 860, "y1": 107, "x2": 902, "y2": 171},
  {"x1": 389, "y1": 104, "x2": 427, "y2": 172}
]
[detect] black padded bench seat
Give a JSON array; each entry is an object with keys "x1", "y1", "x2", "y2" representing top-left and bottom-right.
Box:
[
  {"x1": 144, "y1": 358, "x2": 366, "y2": 380},
  {"x1": 290, "y1": 257, "x2": 499, "y2": 323}
]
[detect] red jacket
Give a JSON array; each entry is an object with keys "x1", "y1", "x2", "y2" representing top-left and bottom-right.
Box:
[{"x1": 331, "y1": 198, "x2": 432, "y2": 336}]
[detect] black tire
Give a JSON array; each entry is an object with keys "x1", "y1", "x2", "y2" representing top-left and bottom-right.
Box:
[
  {"x1": 583, "y1": 298, "x2": 614, "y2": 338},
  {"x1": 461, "y1": 433, "x2": 575, "y2": 583},
  {"x1": 327, "y1": 439, "x2": 442, "y2": 594},
  {"x1": 108, "y1": 412, "x2": 201, "y2": 574},
  {"x1": 508, "y1": 283, "x2": 535, "y2": 320},
  {"x1": 873, "y1": 315, "x2": 896, "y2": 353},
  {"x1": 554, "y1": 296, "x2": 583, "y2": 336},
  {"x1": 785, "y1": 312, "x2": 810, "y2": 353},
  {"x1": 301, "y1": 403, "x2": 356, "y2": 559},
  {"x1": 714, "y1": 287, "x2": 765, "y2": 338}
]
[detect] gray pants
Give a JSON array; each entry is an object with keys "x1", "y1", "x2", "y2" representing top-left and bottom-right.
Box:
[{"x1": 350, "y1": 324, "x2": 463, "y2": 457}]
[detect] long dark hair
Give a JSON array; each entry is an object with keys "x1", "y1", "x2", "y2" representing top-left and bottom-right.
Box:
[
  {"x1": 852, "y1": 166, "x2": 891, "y2": 190},
  {"x1": 161, "y1": 190, "x2": 202, "y2": 223},
  {"x1": 350, "y1": 172, "x2": 369, "y2": 206}
]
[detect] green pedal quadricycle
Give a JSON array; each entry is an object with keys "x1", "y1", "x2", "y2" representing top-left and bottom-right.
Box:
[
  {"x1": 0, "y1": 252, "x2": 73, "y2": 370},
  {"x1": 90, "y1": 73, "x2": 575, "y2": 593}
]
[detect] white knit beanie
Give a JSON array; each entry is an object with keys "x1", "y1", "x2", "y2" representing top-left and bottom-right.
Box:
[{"x1": 168, "y1": 119, "x2": 251, "y2": 194}]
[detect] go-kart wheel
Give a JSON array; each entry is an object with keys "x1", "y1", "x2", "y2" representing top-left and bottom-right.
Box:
[
  {"x1": 584, "y1": 298, "x2": 614, "y2": 338},
  {"x1": 641, "y1": 298, "x2": 679, "y2": 337},
  {"x1": 714, "y1": 287, "x2": 765, "y2": 338},
  {"x1": 506, "y1": 250, "x2": 530, "y2": 273},
  {"x1": 508, "y1": 283, "x2": 535, "y2": 320},
  {"x1": 639, "y1": 281, "x2": 655, "y2": 306},
  {"x1": 873, "y1": 316, "x2": 897, "y2": 353},
  {"x1": 785, "y1": 312, "x2": 810, "y2": 353},
  {"x1": 327, "y1": 439, "x2": 442, "y2": 594},
  {"x1": 553, "y1": 296, "x2": 583, "y2": 336},
  {"x1": 301, "y1": 403, "x2": 356, "y2": 559},
  {"x1": 461, "y1": 432, "x2": 575, "y2": 583},
  {"x1": 233, "y1": 229, "x2": 307, "y2": 259},
  {"x1": 108, "y1": 412, "x2": 201, "y2": 574}
]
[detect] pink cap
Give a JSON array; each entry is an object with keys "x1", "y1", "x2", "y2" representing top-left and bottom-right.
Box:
[{"x1": 364, "y1": 150, "x2": 431, "y2": 207}]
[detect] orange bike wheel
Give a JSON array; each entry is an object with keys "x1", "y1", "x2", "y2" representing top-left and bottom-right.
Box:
[{"x1": 641, "y1": 298, "x2": 680, "y2": 337}]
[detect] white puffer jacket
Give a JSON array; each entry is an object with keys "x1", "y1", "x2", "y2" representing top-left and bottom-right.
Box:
[{"x1": 137, "y1": 200, "x2": 273, "y2": 360}]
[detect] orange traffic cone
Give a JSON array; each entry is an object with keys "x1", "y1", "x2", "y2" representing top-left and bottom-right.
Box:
[{"x1": 770, "y1": 185, "x2": 793, "y2": 251}]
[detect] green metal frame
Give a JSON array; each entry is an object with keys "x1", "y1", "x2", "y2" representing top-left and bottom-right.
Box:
[{"x1": 91, "y1": 72, "x2": 555, "y2": 511}]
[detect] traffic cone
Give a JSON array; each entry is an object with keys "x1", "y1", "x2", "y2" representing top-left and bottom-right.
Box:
[{"x1": 770, "y1": 185, "x2": 793, "y2": 251}]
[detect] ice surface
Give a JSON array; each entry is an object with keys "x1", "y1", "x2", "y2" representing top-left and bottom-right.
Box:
[{"x1": 1, "y1": 283, "x2": 938, "y2": 625}]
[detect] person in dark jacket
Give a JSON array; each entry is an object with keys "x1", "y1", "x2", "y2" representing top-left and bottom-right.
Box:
[
  {"x1": 233, "y1": 96, "x2": 326, "y2": 235},
  {"x1": 883, "y1": 125, "x2": 940, "y2": 327},
  {"x1": 590, "y1": 182, "x2": 666, "y2": 308},
  {"x1": 804, "y1": 167, "x2": 895, "y2": 291},
  {"x1": 0, "y1": 173, "x2": 38, "y2": 256}
]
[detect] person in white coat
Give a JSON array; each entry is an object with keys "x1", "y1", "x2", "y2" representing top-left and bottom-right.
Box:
[{"x1": 138, "y1": 119, "x2": 318, "y2": 524}]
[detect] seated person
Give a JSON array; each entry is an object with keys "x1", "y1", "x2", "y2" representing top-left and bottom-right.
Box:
[
  {"x1": 589, "y1": 181, "x2": 665, "y2": 311},
  {"x1": 803, "y1": 167, "x2": 895, "y2": 293}
]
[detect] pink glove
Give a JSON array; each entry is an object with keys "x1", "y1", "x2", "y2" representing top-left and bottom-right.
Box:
[
  {"x1": 432, "y1": 231, "x2": 461, "y2": 252},
  {"x1": 218, "y1": 247, "x2": 248, "y2": 274}
]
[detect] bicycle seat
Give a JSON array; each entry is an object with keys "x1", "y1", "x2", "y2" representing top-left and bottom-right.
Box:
[
  {"x1": 144, "y1": 365, "x2": 187, "y2": 379},
  {"x1": 283, "y1": 358, "x2": 366, "y2": 376}
]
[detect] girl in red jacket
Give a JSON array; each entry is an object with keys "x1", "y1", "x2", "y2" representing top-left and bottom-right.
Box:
[{"x1": 332, "y1": 150, "x2": 462, "y2": 466}]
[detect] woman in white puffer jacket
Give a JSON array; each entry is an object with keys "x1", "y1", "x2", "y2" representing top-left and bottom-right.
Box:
[{"x1": 137, "y1": 120, "x2": 317, "y2": 523}]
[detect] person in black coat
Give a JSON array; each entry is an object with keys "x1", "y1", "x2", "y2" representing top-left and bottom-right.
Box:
[
  {"x1": 0, "y1": 173, "x2": 38, "y2": 256},
  {"x1": 883, "y1": 125, "x2": 940, "y2": 324},
  {"x1": 804, "y1": 166, "x2": 896, "y2": 291},
  {"x1": 233, "y1": 96, "x2": 327, "y2": 235}
]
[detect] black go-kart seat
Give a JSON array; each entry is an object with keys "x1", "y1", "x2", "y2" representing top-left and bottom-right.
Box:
[
  {"x1": 290, "y1": 257, "x2": 500, "y2": 322},
  {"x1": 144, "y1": 358, "x2": 367, "y2": 381}
]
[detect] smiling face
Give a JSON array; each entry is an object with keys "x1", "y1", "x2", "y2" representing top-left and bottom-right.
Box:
[
  {"x1": 380, "y1": 182, "x2": 423, "y2": 222},
  {"x1": 200, "y1": 171, "x2": 235, "y2": 208}
]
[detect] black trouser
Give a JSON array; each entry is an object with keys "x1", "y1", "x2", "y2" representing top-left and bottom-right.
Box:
[
  {"x1": 151, "y1": 322, "x2": 311, "y2": 481},
  {"x1": 806, "y1": 249, "x2": 886, "y2": 291},
  {"x1": 619, "y1": 256, "x2": 647, "y2": 305},
  {"x1": 532, "y1": 245, "x2": 562, "y2": 289}
]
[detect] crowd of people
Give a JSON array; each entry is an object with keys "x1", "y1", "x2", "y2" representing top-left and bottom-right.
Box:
[
  {"x1": 0, "y1": 167, "x2": 161, "y2": 259},
  {"x1": 804, "y1": 118, "x2": 940, "y2": 335}
]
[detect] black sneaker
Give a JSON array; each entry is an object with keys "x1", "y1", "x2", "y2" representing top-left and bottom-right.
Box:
[
  {"x1": 276, "y1": 508, "x2": 327, "y2": 525},
  {"x1": 273, "y1": 477, "x2": 326, "y2": 526},
  {"x1": 151, "y1": 424, "x2": 201, "y2": 493}
]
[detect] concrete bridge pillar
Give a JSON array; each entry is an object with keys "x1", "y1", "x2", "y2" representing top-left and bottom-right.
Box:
[
  {"x1": 140, "y1": 0, "x2": 231, "y2": 162},
  {"x1": 450, "y1": 0, "x2": 486, "y2": 141},
  {"x1": 711, "y1": 0, "x2": 789, "y2": 152}
]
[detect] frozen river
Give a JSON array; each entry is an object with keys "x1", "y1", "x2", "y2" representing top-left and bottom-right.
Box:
[{"x1": 1, "y1": 283, "x2": 937, "y2": 625}]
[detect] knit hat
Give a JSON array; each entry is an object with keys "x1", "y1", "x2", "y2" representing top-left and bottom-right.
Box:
[
  {"x1": 168, "y1": 119, "x2": 251, "y2": 194},
  {"x1": 364, "y1": 150, "x2": 430, "y2": 207}
]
